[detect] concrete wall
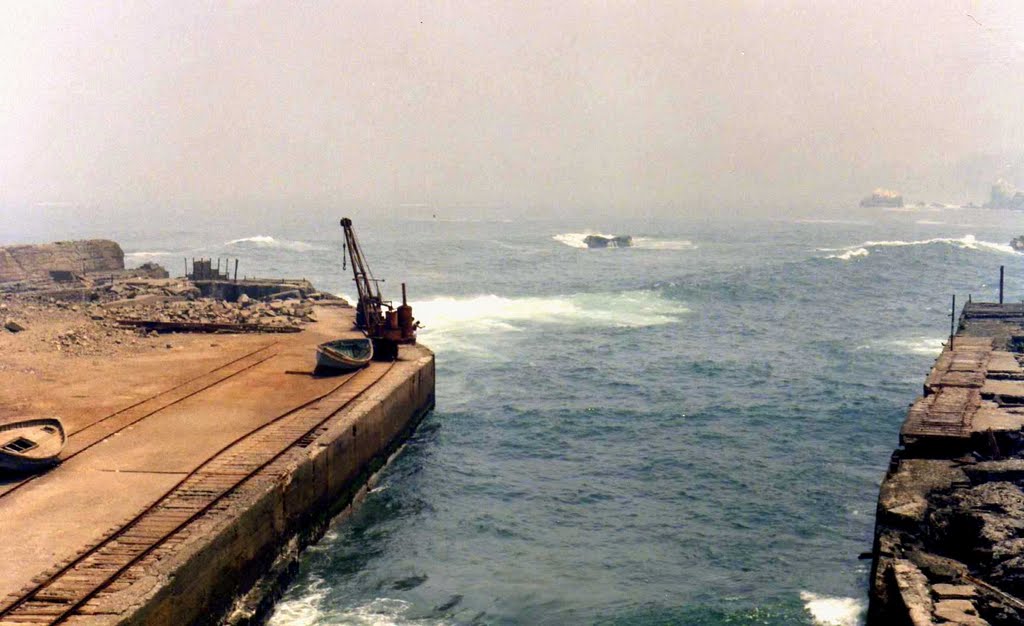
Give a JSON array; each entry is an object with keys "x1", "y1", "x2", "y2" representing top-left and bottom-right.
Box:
[{"x1": 113, "y1": 348, "x2": 435, "y2": 626}]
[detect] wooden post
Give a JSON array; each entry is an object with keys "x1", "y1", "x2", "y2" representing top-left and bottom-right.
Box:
[
  {"x1": 1000, "y1": 265, "x2": 1005, "y2": 304},
  {"x1": 234, "y1": 259, "x2": 239, "y2": 282},
  {"x1": 950, "y1": 294, "x2": 956, "y2": 348}
]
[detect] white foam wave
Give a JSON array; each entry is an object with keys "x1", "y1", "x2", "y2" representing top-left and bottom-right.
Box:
[
  {"x1": 795, "y1": 219, "x2": 873, "y2": 225},
  {"x1": 889, "y1": 337, "x2": 946, "y2": 356},
  {"x1": 267, "y1": 584, "x2": 326, "y2": 626},
  {"x1": 821, "y1": 234, "x2": 1021, "y2": 258},
  {"x1": 826, "y1": 248, "x2": 869, "y2": 260},
  {"x1": 225, "y1": 235, "x2": 323, "y2": 252},
  {"x1": 553, "y1": 232, "x2": 695, "y2": 250},
  {"x1": 125, "y1": 250, "x2": 174, "y2": 260},
  {"x1": 270, "y1": 596, "x2": 444, "y2": 626},
  {"x1": 800, "y1": 591, "x2": 864, "y2": 626},
  {"x1": 632, "y1": 237, "x2": 696, "y2": 250},
  {"x1": 915, "y1": 220, "x2": 945, "y2": 225},
  {"x1": 414, "y1": 290, "x2": 688, "y2": 352},
  {"x1": 552, "y1": 232, "x2": 617, "y2": 249}
]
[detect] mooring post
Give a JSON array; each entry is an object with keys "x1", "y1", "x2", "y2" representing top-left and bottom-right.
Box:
[
  {"x1": 234, "y1": 259, "x2": 239, "y2": 282},
  {"x1": 950, "y1": 294, "x2": 956, "y2": 348},
  {"x1": 1000, "y1": 265, "x2": 1005, "y2": 304}
]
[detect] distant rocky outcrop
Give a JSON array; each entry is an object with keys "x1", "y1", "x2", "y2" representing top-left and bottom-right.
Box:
[
  {"x1": 0, "y1": 240, "x2": 124, "y2": 285},
  {"x1": 583, "y1": 235, "x2": 632, "y2": 249},
  {"x1": 860, "y1": 188, "x2": 904, "y2": 208},
  {"x1": 986, "y1": 179, "x2": 1024, "y2": 210}
]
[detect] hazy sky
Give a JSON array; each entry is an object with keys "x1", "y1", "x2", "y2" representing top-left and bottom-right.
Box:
[{"x1": 1, "y1": 1, "x2": 1022, "y2": 220}]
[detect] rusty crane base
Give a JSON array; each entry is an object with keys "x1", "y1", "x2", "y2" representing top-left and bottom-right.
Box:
[{"x1": 0, "y1": 304, "x2": 435, "y2": 626}]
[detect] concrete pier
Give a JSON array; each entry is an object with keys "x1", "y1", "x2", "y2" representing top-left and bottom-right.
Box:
[
  {"x1": 0, "y1": 303, "x2": 434, "y2": 625},
  {"x1": 868, "y1": 302, "x2": 1024, "y2": 625}
]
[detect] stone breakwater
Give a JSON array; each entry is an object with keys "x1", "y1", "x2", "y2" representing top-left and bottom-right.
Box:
[
  {"x1": 0, "y1": 239, "x2": 124, "y2": 283},
  {"x1": 869, "y1": 303, "x2": 1024, "y2": 625}
]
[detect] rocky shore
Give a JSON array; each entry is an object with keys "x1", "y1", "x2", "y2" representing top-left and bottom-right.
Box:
[
  {"x1": 1, "y1": 239, "x2": 346, "y2": 360},
  {"x1": 869, "y1": 303, "x2": 1024, "y2": 625}
]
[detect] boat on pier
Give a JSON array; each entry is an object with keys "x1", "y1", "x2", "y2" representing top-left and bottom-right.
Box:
[
  {"x1": 316, "y1": 337, "x2": 374, "y2": 371},
  {"x1": 0, "y1": 418, "x2": 66, "y2": 472}
]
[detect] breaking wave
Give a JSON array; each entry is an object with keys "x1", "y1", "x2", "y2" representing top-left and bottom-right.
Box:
[
  {"x1": 794, "y1": 218, "x2": 873, "y2": 225},
  {"x1": 632, "y1": 237, "x2": 696, "y2": 250},
  {"x1": 553, "y1": 232, "x2": 617, "y2": 249},
  {"x1": 125, "y1": 250, "x2": 174, "y2": 260},
  {"x1": 269, "y1": 595, "x2": 445, "y2": 626},
  {"x1": 826, "y1": 248, "x2": 869, "y2": 260},
  {"x1": 888, "y1": 337, "x2": 946, "y2": 356},
  {"x1": 224, "y1": 235, "x2": 323, "y2": 252},
  {"x1": 553, "y1": 232, "x2": 695, "y2": 250},
  {"x1": 415, "y1": 290, "x2": 688, "y2": 352},
  {"x1": 800, "y1": 591, "x2": 864, "y2": 626},
  {"x1": 822, "y1": 234, "x2": 1020, "y2": 260}
]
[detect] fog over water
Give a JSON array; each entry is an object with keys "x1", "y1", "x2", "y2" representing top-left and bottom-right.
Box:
[
  {"x1": 2, "y1": 1, "x2": 1024, "y2": 228},
  {"x1": 5, "y1": 4, "x2": 1024, "y2": 625}
]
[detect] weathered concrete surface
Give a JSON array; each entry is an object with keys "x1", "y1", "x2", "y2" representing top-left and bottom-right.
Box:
[
  {"x1": 0, "y1": 240, "x2": 124, "y2": 283},
  {"x1": 0, "y1": 302, "x2": 434, "y2": 626}
]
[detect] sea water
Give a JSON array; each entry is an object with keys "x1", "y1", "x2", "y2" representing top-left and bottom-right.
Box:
[{"x1": 7, "y1": 207, "x2": 1024, "y2": 625}]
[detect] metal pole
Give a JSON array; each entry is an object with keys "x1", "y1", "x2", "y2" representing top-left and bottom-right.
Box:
[
  {"x1": 234, "y1": 259, "x2": 239, "y2": 282},
  {"x1": 950, "y1": 294, "x2": 956, "y2": 348},
  {"x1": 1000, "y1": 265, "x2": 1005, "y2": 304}
]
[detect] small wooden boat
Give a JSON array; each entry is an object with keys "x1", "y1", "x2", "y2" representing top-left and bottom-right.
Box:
[
  {"x1": 0, "y1": 418, "x2": 66, "y2": 472},
  {"x1": 316, "y1": 337, "x2": 373, "y2": 372}
]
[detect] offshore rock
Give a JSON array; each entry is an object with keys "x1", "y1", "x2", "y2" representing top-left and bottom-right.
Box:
[
  {"x1": 860, "y1": 188, "x2": 904, "y2": 208},
  {"x1": 583, "y1": 234, "x2": 632, "y2": 249}
]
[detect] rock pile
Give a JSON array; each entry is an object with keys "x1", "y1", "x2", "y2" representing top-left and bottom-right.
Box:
[{"x1": 115, "y1": 294, "x2": 317, "y2": 328}]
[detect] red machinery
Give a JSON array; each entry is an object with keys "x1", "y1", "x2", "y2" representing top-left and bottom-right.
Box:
[{"x1": 339, "y1": 218, "x2": 417, "y2": 360}]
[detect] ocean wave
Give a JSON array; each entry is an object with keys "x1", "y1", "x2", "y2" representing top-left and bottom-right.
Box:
[
  {"x1": 915, "y1": 220, "x2": 945, "y2": 225},
  {"x1": 888, "y1": 337, "x2": 946, "y2": 356},
  {"x1": 267, "y1": 584, "x2": 326, "y2": 626},
  {"x1": 414, "y1": 290, "x2": 688, "y2": 352},
  {"x1": 795, "y1": 218, "x2": 873, "y2": 225},
  {"x1": 855, "y1": 337, "x2": 945, "y2": 356},
  {"x1": 224, "y1": 235, "x2": 324, "y2": 252},
  {"x1": 553, "y1": 232, "x2": 695, "y2": 250},
  {"x1": 270, "y1": 596, "x2": 445, "y2": 626},
  {"x1": 125, "y1": 250, "x2": 174, "y2": 259},
  {"x1": 822, "y1": 234, "x2": 1021, "y2": 259},
  {"x1": 632, "y1": 237, "x2": 696, "y2": 250},
  {"x1": 825, "y1": 248, "x2": 869, "y2": 260},
  {"x1": 552, "y1": 232, "x2": 617, "y2": 249},
  {"x1": 800, "y1": 591, "x2": 864, "y2": 626}
]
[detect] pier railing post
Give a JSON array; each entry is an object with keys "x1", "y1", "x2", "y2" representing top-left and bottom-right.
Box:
[{"x1": 950, "y1": 294, "x2": 956, "y2": 348}]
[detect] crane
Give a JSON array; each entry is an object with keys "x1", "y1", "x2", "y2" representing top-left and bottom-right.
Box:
[{"x1": 339, "y1": 218, "x2": 417, "y2": 360}]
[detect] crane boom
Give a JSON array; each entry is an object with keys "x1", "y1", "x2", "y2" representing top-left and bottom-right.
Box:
[{"x1": 339, "y1": 218, "x2": 417, "y2": 358}]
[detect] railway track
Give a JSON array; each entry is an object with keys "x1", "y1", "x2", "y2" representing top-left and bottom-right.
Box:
[
  {"x1": 0, "y1": 343, "x2": 280, "y2": 501},
  {"x1": 0, "y1": 360, "x2": 394, "y2": 626}
]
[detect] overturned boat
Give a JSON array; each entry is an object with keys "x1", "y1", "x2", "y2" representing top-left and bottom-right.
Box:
[
  {"x1": 583, "y1": 234, "x2": 632, "y2": 249},
  {"x1": 0, "y1": 418, "x2": 66, "y2": 472},
  {"x1": 316, "y1": 337, "x2": 373, "y2": 372}
]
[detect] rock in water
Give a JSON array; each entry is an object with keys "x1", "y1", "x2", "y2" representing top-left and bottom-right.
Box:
[{"x1": 582, "y1": 235, "x2": 633, "y2": 249}]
